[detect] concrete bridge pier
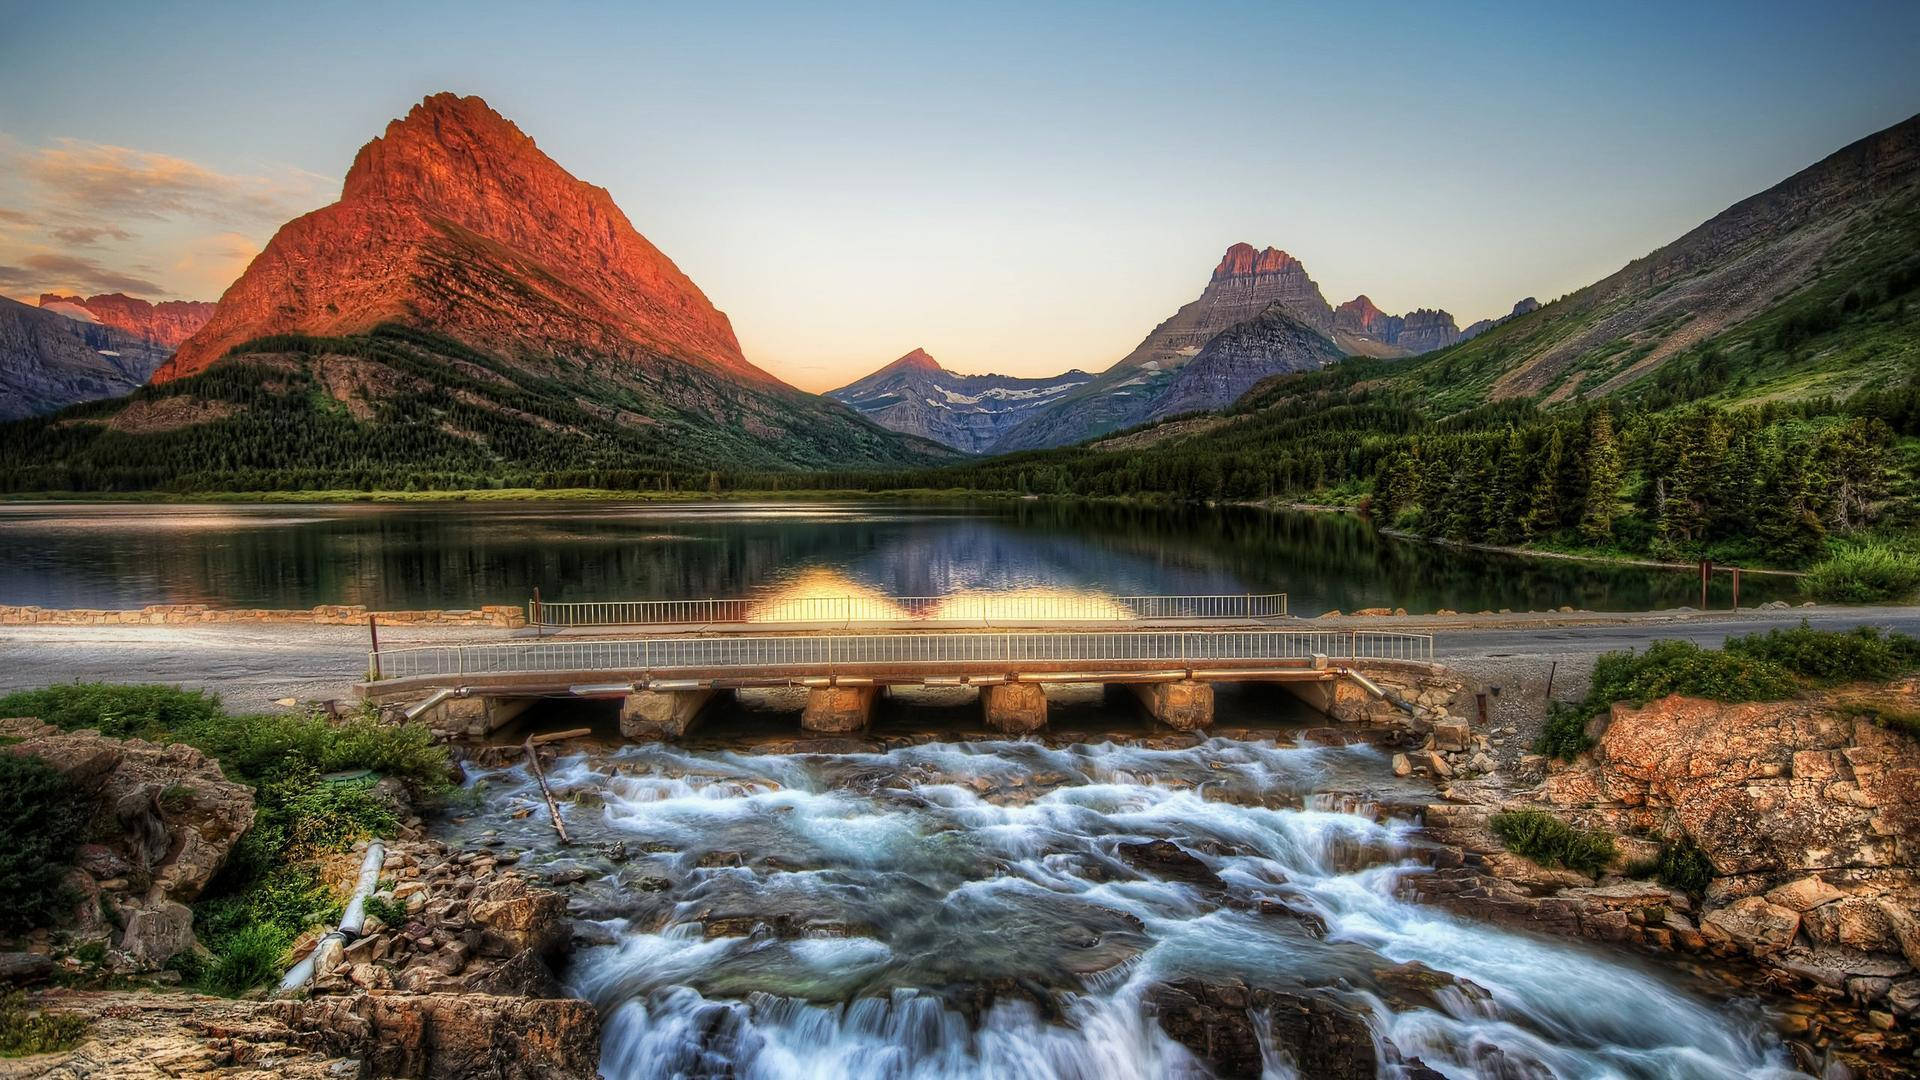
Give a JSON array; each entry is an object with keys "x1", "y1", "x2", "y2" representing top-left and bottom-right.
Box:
[
  {"x1": 802, "y1": 685, "x2": 880, "y2": 733},
  {"x1": 982, "y1": 682, "x2": 1047, "y2": 734},
  {"x1": 620, "y1": 688, "x2": 721, "y2": 739},
  {"x1": 1129, "y1": 680, "x2": 1214, "y2": 730},
  {"x1": 434, "y1": 695, "x2": 533, "y2": 738}
]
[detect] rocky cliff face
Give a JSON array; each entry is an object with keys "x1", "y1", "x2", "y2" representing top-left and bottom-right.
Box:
[
  {"x1": 827, "y1": 349, "x2": 1091, "y2": 453},
  {"x1": 159, "y1": 93, "x2": 761, "y2": 387},
  {"x1": 1332, "y1": 294, "x2": 1468, "y2": 355},
  {"x1": 1147, "y1": 304, "x2": 1344, "y2": 420},
  {"x1": 1460, "y1": 296, "x2": 1541, "y2": 341},
  {"x1": 38, "y1": 293, "x2": 214, "y2": 350},
  {"x1": 0, "y1": 296, "x2": 173, "y2": 420}
]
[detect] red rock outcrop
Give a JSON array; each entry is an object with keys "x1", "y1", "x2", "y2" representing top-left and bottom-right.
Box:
[
  {"x1": 156, "y1": 93, "x2": 773, "y2": 387},
  {"x1": 38, "y1": 293, "x2": 214, "y2": 349}
]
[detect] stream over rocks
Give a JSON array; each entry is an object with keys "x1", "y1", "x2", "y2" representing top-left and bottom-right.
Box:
[{"x1": 454, "y1": 735, "x2": 1806, "y2": 1078}]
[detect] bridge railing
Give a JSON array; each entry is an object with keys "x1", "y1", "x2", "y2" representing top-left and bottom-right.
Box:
[
  {"x1": 370, "y1": 628, "x2": 1431, "y2": 680},
  {"x1": 527, "y1": 592, "x2": 1288, "y2": 628}
]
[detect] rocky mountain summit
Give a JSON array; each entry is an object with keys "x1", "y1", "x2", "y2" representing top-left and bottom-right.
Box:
[
  {"x1": 983, "y1": 243, "x2": 1478, "y2": 451},
  {"x1": 827, "y1": 348, "x2": 1091, "y2": 453},
  {"x1": 0, "y1": 296, "x2": 174, "y2": 421},
  {"x1": 159, "y1": 93, "x2": 762, "y2": 386},
  {"x1": 38, "y1": 293, "x2": 214, "y2": 350}
]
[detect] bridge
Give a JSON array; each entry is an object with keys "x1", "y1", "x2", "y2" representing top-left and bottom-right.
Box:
[{"x1": 361, "y1": 625, "x2": 1436, "y2": 740}]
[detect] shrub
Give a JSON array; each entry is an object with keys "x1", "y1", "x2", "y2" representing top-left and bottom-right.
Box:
[
  {"x1": 1534, "y1": 701, "x2": 1595, "y2": 761},
  {"x1": 1588, "y1": 640, "x2": 1798, "y2": 707},
  {"x1": 1489, "y1": 810, "x2": 1615, "y2": 877},
  {"x1": 0, "y1": 683, "x2": 222, "y2": 740},
  {"x1": 0, "y1": 755, "x2": 90, "y2": 934},
  {"x1": 363, "y1": 894, "x2": 409, "y2": 928},
  {"x1": 1804, "y1": 544, "x2": 1920, "y2": 603},
  {"x1": 1725, "y1": 621, "x2": 1920, "y2": 685},
  {"x1": 1648, "y1": 836, "x2": 1715, "y2": 898},
  {"x1": 0, "y1": 991, "x2": 87, "y2": 1057},
  {"x1": 193, "y1": 922, "x2": 297, "y2": 998}
]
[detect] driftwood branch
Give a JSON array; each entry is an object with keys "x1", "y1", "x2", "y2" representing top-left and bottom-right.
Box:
[{"x1": 522, "y1": 736, "x2": 571, "y2": 844}]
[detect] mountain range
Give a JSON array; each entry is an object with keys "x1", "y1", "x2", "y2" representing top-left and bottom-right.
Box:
[
  {"x1": 834, "y1": 243, "x2": 1498, "y2": 453},
  {"x1": 827, "y1": 349, "x2": 1092, "y2": 454},
  {"x1": 0, "y1": 94, "x2": 946, "y2": 488}
]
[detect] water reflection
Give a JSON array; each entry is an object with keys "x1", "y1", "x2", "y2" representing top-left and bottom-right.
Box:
[{"x1": 0, "y1": 499, "x2": 1798, "y2": 612}]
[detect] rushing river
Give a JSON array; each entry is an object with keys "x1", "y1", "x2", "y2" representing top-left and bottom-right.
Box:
[
  {"x1": 454, "y1": 717, "x2": 1801, "y2": 1079},
  {"x1": 0, "y1": 499, "x2": 1791, "y2": 612}
]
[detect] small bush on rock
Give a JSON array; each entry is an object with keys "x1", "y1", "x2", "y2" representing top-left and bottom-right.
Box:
[
  {"x1": 0, "y1": 755, "x2": 90, "y2": 934},
  {"x1": 1489, "y1": 810, "x2": 1615, "y2": 876}
]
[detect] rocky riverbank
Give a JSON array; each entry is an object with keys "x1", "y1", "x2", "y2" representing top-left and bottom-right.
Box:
[{"x1": 1414, "y1": 681, "x2": 1920, "y2": 1076}]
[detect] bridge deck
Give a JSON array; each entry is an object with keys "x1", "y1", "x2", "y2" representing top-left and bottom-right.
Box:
[{"x1": 362, "y1": 628, "x2": 1433, "y2": 699}]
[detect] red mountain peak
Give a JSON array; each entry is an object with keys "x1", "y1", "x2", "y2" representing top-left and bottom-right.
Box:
[
  {"x1": 1213, "y1": 243, "x2": 1302, "y2": 280},
  {"x1": 157, "y1": 92, "x2": 772, "y2": 387}
]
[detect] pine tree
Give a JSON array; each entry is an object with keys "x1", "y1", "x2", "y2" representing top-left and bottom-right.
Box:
[{"x1": 1580, "y1": 409, "x2": 1622, "y2": 544}]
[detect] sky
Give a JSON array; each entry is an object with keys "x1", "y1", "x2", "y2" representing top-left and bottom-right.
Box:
[{"x1": 2, "y1": 1, "x2": 1916, "y2": 392}]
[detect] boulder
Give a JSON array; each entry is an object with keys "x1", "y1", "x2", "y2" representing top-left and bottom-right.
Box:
[
  {"x1": 0, "y1": 718, "x2": 254, "y2": 969},
  {"x1": 1147, "y1": 979, "x2": 1374, "y2": 1079},
  {"x1": 469, "y1": 878, "x2": 569, "y2": 958},
  {"x1": 1765, "y1": 875, "x2": 1847, "y2": 913},
  {"x1": 1700, "y1": 896, "x2": 1800, "y2": 956}
]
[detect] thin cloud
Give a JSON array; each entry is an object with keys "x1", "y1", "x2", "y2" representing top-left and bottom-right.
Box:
[
  {"x1": 20, "y1": 138, "x2": 325, "y2": 225},
  {"x1": 50, "y1": 224, "x2": 135, "y2": 247},
  {"x1": 0, "y1": 253, "x2": 164, "y2": 296},
  {"x1": 0, "y1": 208, "x2": 31, "y2": 225}
]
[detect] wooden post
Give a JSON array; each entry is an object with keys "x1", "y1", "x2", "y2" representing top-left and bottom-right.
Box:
[
  {"x1": 1699, "y1": 560, "x2": 1711, "y2": 609},
  {"x1": 368, "y1": 615, "x2": 381, "y2": 679},
  {"x1": 533, "y1": 587, "x2": 543, "y2": 639},
  {"x1": 1731, "y1": 567, "x2": 1741, "y2": 611}
]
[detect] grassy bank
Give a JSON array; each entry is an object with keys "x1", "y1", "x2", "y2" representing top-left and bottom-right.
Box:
[{"x1": 0, "y1": 683, "x2": 450, "y2": 995}]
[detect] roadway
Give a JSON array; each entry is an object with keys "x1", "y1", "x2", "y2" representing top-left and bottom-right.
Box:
[{"x1": 0, "y1": 605, "x2": 1913, "y2": 713}]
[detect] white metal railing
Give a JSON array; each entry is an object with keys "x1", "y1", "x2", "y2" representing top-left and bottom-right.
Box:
[
  {"x1": 369, "y1": 629, "x2": 1430, "y2": 681},
  {"x1": 527, "y1": 592, "x2": 1288, "y2": 628}
]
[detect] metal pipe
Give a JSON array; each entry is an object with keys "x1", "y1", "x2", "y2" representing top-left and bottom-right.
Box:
[
  {"x1": 402, "y1": 688, "x2": 454, "y2": 721},
  {"x1": 276, "y1": 840, "x2": 385, "y2": 995}
]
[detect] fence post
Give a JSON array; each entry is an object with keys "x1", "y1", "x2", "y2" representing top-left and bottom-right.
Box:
[
  {"x1": 1731, "y1": 568, "x2": 1741, "y2": 611},
  {"x1": 533, "y1": 587, "x2": 543, "y2": 639}
]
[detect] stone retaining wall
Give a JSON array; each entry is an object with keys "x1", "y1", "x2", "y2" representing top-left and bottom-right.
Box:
[{"x1": 0, "y1": 603, "x2": 526, "y2": 628}]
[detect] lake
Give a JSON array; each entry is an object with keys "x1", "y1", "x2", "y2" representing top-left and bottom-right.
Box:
[{"x1": 0, "y1": 499, "x2": 1794, "y2": 613}]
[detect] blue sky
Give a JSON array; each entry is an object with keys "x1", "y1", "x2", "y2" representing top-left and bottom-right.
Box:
[{"x1": 2, "y1": 0, "x2": 1916, "y2": 389}]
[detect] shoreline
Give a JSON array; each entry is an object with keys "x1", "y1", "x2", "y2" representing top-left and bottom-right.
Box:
[{"x1": 0, "y1": 487, "x2": 1822, "y2": 581}]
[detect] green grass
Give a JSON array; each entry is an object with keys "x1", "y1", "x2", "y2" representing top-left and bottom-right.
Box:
[
  {"x1": 0, "y1": 683, "x2": 449, "y2": 994},
  {"x1": 1489, "y1": 810, "x2": 1616, "y2": 877},
  {"x1": 0, "y1": 992, "x2": 87, "y2": 1058},
  {"x1": 1803, "y1": 541, "x2": 1920, "y2": 603},
  {"x1": 363, "y1": 893, "x2": 409, "y2": 928}
]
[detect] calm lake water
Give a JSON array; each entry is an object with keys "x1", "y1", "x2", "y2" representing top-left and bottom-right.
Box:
[{"x1": 0, "y1": 499, "x2": 1794, "y2": 612}]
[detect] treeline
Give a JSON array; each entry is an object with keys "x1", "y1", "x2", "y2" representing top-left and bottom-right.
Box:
[
  {"x1": 0, "y1": 325, "x2": 928, "y2": 492},
  {"x1": 784, "y1": 374, "x2": 1914, "y2": 567}
]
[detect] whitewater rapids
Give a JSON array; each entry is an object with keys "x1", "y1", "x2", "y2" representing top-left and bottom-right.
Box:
[{"x1": 459, "y1": 736, "x2": 1803, "y2": 1079}]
